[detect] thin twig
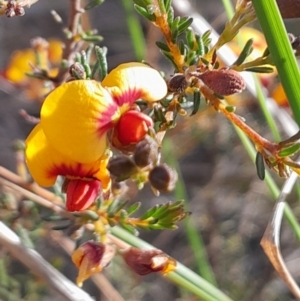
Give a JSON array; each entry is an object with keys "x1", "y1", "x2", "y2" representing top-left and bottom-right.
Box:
[
  {"x1": 0, "y1": 166, "x2": 64, "y2": 205},
  {"x1": 261, "y1": 172, "x2": 300, "y2": 301},
  {"x1": 172, "y1": 0, "x2": 298, "y2": 136},
  {"x1": 55, "y1": 0, "x2": 85, "y2": 83},
  {"x1": 0, "y1": 221, "x2": 95, "y2": 301}
]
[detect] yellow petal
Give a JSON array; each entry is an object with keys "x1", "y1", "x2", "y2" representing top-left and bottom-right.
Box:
[
  {"x1": 41, "y1": 80, "x2": 120, "y2": 163},
  {"x1": 102, "y1": 62, "x2": 167, "y2": 107},
  {"x1": 25, "y1": 124, "x2": 112, "y2": 187},
  {"x1": 25, "y1": 124, "x2": 65, "y2": 186}
]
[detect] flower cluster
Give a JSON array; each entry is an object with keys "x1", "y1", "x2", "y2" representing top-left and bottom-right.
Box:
[{"x1": 25, "y1": 62, "x2": 167, "y2": 211}]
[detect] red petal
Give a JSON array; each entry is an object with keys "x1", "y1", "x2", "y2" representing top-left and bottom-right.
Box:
[
  {"x1": 66, "y1": 179, "x2": 101, "y2": 212},
  {"x1": 115, "y1": 111, "x2": 153, "y2": 146}
]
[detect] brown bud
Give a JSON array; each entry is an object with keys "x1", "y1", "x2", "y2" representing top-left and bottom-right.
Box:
[
  {"x1": 14, "y1": 5, "x2": 25, "y2": 16},
  {"x1": 69, "y1": 62, "x2": 86, "y2": 79},
  {"x1": 5, "y1": 8, "x2": 15, "y2": 17},
  {"x1": 122, "y1": 247, "x2": 176, "y2": 275},
  {"x1": 199, "y1": 68, "x2": 246, "y2": 96},
  {"x1": 107, "y1": 156, "x2": 137, "y2": 181},
  {"x1": 6, "y1": 1, "x2": 16, "y2": 9},
  {"x1": 134, "y1": 135, "x2": 159, "y2": 168},
  {"x1": 168, "y1": 74, "x2": 188, "y2": 93},
  {"x1": 148, "y1": 164, "x2": 178, "y2": 192}
]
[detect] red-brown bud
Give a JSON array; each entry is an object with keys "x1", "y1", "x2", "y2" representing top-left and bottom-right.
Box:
[
  {"x1": 168, "y1": 74, "x2": 187, "y2": 93},
  {"x1": 122, "y1": 247, "x2": 176, "y2": 275},
  {"x1": 198, "y1": 68, "x2": 246, "y2": 96},
  {"x1": 72, "y1": 241, "x2": 115, "y2": 286}
]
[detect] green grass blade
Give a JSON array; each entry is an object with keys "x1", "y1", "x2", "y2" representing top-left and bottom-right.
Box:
[
  {"x1": 252, "y1": 0, "x2": 300, "y2": 126},
  {"x1": 163, "y1": 138, "x2": 217, "y2": 286},
  {"x1": 121, "y1": 0, "x2": 146, "y2": 61}
]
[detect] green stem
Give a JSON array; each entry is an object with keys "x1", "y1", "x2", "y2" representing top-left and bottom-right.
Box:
[{"x1": 251, "y1": 0, "x2": 300, "y2": 126}]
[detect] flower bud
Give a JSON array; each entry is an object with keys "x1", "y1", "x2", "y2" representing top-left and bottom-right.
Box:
[
  {"x1": 66, "y1": 179, "x2": 101, "y2": 212},
  {"x1": 114, "y1": 110, "x2": 154, "y2": 146},
  {"x1": 122, "y1": 247, "x2": 176, "y2": 275},
  {"x1": 72, "y1": 241, "x2": 115, "y2": 286},
  {"x1": 198, "y1": 68, "x2": 246, "y2": 95},
  {"x1": 168, "y1": 74, "x2": 187, "y2": 93},
  {"x1": 69, "y1": 62, "x2": 86, "y2": 79},
  {"x1": 107, "y1": 156, "x2": 137, "y2": 181},
  {"x1": 148, "y1": 164, "x2": 178, "y2": 192},
  {"x1": 133, "y1": 135, "x2": 159, "y2": 168}
]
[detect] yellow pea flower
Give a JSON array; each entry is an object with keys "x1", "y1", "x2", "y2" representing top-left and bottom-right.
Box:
[
  {"x1": 25, "y1": 124, "x2": 111, "y2": 211},
  {"x1": 40, "y1": 62, "x2": 167, "y2": 164}
]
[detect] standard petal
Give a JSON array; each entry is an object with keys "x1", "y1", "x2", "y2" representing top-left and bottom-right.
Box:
[
  {"x1": 102, "y1": 62, "x2": 167, "y2": 107},
  {"x1": 41, "y1": 80, "x2": 120, "y2": 163},
  {"x1": 25, "y1": 124, "x2": 112, "y2": 187}
]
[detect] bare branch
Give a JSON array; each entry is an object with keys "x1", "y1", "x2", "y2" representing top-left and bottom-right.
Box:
[{"x1": 0, "y1": 221, "x2": 95, "y2": 301}]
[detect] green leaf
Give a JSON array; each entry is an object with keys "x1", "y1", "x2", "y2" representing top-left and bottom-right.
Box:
[
  {"x1": 164, "y1": 0, "x2": 171, "y2": 12},
  {"x1": 134, "y1": 4, "x2": 156, "y2": 22},
  {"x1": 186, "y1": 28, "x2": 195, "y2": 49},
  {"x1": 140, "y1": 205, "x2": 159, "y2": 220},
  {"x1": 170, "y1": 16, "x2": 181, "y2": 34},
  {"x1": 225, "y1": 105, "x2": 236, "y2": 113},
  {"x1": 201, "y1": 30, "x2": 212, "y2": 46},
  {"x1": 177, "y1": 39, "x2": 186, "y2": 55},
  {"x1": 244, "y1": 66, "x2": 274, "y2": 73},
  {"x1": 232, "y1": 38, "x2": 254, "y2": 66},
  {"x1": 195, "y1": 34, "x2": 204, "y2": 56},
  {"x1": 255, "y1": 152, "x2": 265, "y2": 180},
  {"x1": 94, "y1": 46, "x2": 108, "y2": 81},
  {"x1": 177, "y1": 17, "x2": 193, "y2": 36},
  {"x1": 167, "y1": 6, "x2": 174, "y2": 25},
  {"x1": 127, "y1": 202, "x2": 141, "y2": 215},
  {"x1": 81, "y1": 35, "x2": 103, "y2": 42},
  {"x1": 121, "y1": 223, "x2": 139, "y2": 236},
  {"x1": 190, "y1": 88, "x2": 201, "y2": 116},
  {"x1": 156, "y1": 41, "x2": 170, "y2": 52},
  {"x1": 132, "y1": 0, "x2": 152, "y2": 6},
  {"x1": 85, "y1": 0, "x2": 105, "y2": 10},
  {"x1": 107, "y1": 200, "x2": 129, "y2": 218},
  {"x1": 278, "y1": 143, "x2": 300, "y2": 157}
]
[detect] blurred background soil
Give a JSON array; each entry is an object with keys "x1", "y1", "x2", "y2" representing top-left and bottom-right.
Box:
[{"x1": 0, "y1": 1, "x2": 300, "y2": 300}]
